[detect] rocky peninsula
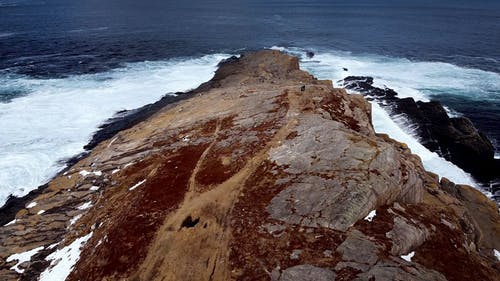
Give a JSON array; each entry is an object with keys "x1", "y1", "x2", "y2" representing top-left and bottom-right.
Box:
[{"x1": 1, "y1": 50, "x2": 499, "y2": 281}]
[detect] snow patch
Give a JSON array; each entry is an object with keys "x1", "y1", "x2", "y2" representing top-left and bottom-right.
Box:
[
  {"x1": 494, "y1": 249, "x2": 500, "y2": 261},
  {"x1": 26, "y1": 202, "x2": 37, "y2": 208},
  {"x1": 111, "y1": 169, "x2": 120, "y2": 174},
  {"x1": 77, "y1": 201, "x2": 92, "y2": 210},
  {"x1": 129, "y1": 179, "x2": 146, "y2": 191},
  {"x1": 4, "y1": 219, "x2": 16, "y2": 226},
  {"x1": 37, "y1": 210, "x2": 45, "y2": 215},
  {"x1": 39, "y1": 232, "x2": 93, "y2": 281},
  {"x1": 69, "y1": 214, "x2": 82, "y2": 225},
  {"x1": 79, "y1": 170, "x2": 102, "y2": 177},
  {"x1": 401, "y1": 251, "x2": 415, "y2": 262},
  {"x1": 123, "y1": 162, "x2": 134, "y2": 168},
  {"x1": 47, "y1": 242, "x2": 59, "y2": 250},
  {"x1": 6, "y1": 246, "x2": 45, "y2": 273},
  {"x1": 364, "y1": 210, "x2": 376, "y2": 222},
  {"x1": 89, "y1": 185, "x2": 100, "y2": 191},
  {"x1": 107, "y1": 137, "x2": 118, "y2": 148}
]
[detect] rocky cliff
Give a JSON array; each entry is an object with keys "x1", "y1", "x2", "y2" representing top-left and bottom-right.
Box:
[
  {"x1": 340, "y1": 76, "x2": 500, "y2": 187},
  {"x1": 1, "y1": 50, "x2": 499, "y2": 281}
]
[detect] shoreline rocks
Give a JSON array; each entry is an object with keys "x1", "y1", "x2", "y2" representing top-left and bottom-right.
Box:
[
  {"x1": 341, "y1": 76, "x2": 500, "y2": 186},
  {"x1": 1, "y1": 50, "x2": 499, "y2": 281}
]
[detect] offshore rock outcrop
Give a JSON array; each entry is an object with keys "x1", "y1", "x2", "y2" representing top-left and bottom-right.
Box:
[
  {"x1": 0, "y1": 50, "x2": 499, "y2": 281},
  {"x1": 340, "y1": 76, "x2": 500, "y2": 185}
]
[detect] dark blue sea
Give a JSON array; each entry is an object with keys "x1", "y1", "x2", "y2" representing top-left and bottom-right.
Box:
[{"x1": 0, "y1": 0, "x2": 499, "y2": 204}]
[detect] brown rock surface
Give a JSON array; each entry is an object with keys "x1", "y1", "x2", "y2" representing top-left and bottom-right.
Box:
[{"x1": 1, "y1": 50, "x2": 499, "y2": 281}]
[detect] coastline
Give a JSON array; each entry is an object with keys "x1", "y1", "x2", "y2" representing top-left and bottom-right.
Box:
[
  {"x1": 2, "y1": 52, "x2": 499, "y2": 228},
  {"x1": 0, "y1": 50, "x2": 498, "y2": 280},
  {"x1": 0, "y1": 55, "x2": 232, "y2": 225},
  {"x1": 0, "y1": 90, "x2": 199, "y2": 226},
  {"x1": 341, "y1": 76, "x2": 500, "y2": 185}
]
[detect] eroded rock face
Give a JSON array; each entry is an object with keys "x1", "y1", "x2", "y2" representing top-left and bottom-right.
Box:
[
  {"x1": 1, "y1": 50, "x2": 499, "y2": 281},
  {"x1": 340, "y1": 76, "x2": 500, "y2": 185}
]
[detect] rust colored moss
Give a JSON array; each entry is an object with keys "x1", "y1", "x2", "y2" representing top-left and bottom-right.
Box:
[
  {"x1": 320, "y1": 92, "x2": 361, "y2": 132},
  {"x1": 69, "y1": 144, "x2": 207, "y2": 280},
  {"x1": 229, "y1": 161, "x2": 344, "y2": 280},
  {"x1": 195, "y1": 94, "x2": 289, "y2": 190},
  {"x1": 335, "y1": 267, "x2": 363, "y2": 281},
  {"x1": 354, "y1": 205, "x2": 394, "y2": 254},
  {"x1": 403, "y1": 204, "x2": 500, "y2": 281}
]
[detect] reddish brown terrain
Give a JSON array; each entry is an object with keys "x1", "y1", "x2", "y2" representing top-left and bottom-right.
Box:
[{"x1": 1, "y1": 50, "x2": 499, "y2": 281}]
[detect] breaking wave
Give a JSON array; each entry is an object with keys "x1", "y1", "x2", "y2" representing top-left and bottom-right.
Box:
[{"x1": 0, "y1": 54, "x2": 228, "y2": 205}]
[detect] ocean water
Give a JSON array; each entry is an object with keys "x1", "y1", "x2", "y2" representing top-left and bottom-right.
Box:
[
  {"x1": 0, "y1": 55, "x2": 226, "y2": 204},
  {"x1": 277, "y1": 47, "x2": 480, "y2": 185},
  {"x1": 0, "y1": 0, "x2": 499, "y2": 205}
]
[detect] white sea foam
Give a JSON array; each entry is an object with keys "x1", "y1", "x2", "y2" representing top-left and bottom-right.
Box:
[
  {"x1": 0, "y1": 32, "x2": 16, "y2": 39},
  {"x1": 371, "y1": 102, "x2": 476, "y2": 186},
  {"x1": 1, "y1": 47, "x2": 497, "y2": 206},
  {"x1": 68, "y1": 27, "x2": 109, "y2": 33},
  {"x1": 0, "y1": 54, "x2": 229, "y2": 206},
  {"x1": 275, "y1": 46, "x2": 490, "y2": 187},
  {"x1": 277, "y1": 46, "x2": 500, "y2": 104}
]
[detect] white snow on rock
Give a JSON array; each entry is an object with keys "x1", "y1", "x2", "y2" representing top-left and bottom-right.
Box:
[
  {"x1": 26, "y1": 202, "x2": 37, "y2": 208},
  {"x1": 364, "y1": 210, "x2": 376, "y2": 222},
  {"x1": 69, "y1": 214, "x2": 83, "y2": 226},
  {"x1": 123, "y1": 162, "x2": 134, "y2": 168},
  {"x1": 129, "y1": 179, "x2": 146, "y2": 191},
  {"x1": 494, "y1": 249, "x2": 500, "y2": 261},
  {"x1": 37, "y1": 210, "x2": 45, "y2": 215},
  {"x1": 107, "y1": 137, "x2": 118, "y2": 148},
  {"x1": 89, "y1": 185, "x2": 100, "y2": 191},
  {"x1": 401, "y1": 251, "x2": 415, "y2": 262},
  {"x1": 79, "y1": 170, "x2": 102, "y2": 177},
  {"x1": 47, "y1": 242, "x2": 59, "y2": 250},
  {"x1": 6, "y1": 246, "x2": 45, "y2": 273},
  {"x1": 4, "y1": 219, "x2": 16, "y2": 226},
  {"x1": 111, "y1": 169, "x2": 120, "y2": 174},
  {"x1": 77, "y1": 201, "x2": 92, "y2": 210},
  {"x1": 39, "y1": 232, "x2": 93, "y2": 281},
  {"x1": 78, "y1": 170, "x2": 91, "y2": 177}
]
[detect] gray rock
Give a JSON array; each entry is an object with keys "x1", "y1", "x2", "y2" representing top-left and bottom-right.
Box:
[
  {"x1": 354, "y1": 260, "x2": 447, "y2": 281},
  {"x1": 386, "y1": 216, "x2": 430, "y2": 256},
  {"x1": 336, "y1": 230, "x2": 381, "y2": 266},
  {"x1": 279, "y1": 264, "x2": 336, "y2": 281},
  {"x1": 290, "y1": 249, "x2": 302, "y2": 260},
  {"x1": 267, "y1": 115, "x2": 424, "y2": 231}
]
